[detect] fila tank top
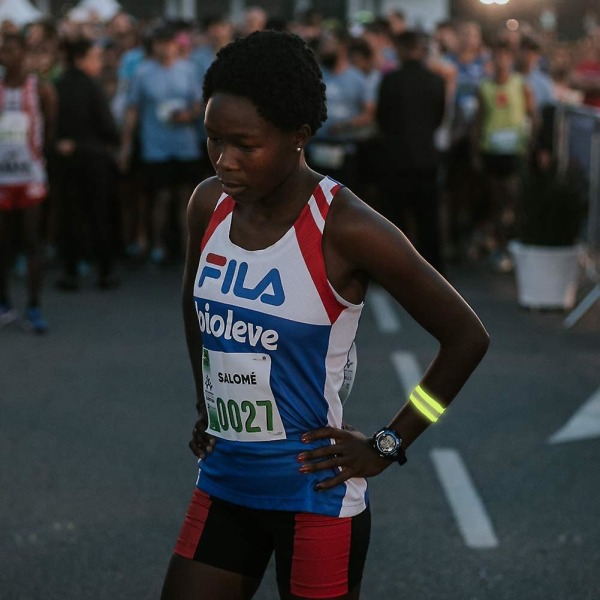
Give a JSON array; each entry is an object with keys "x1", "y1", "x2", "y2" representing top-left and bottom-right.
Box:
[{"x1": 193, "y1": 176, "x2": 368, "y2": 518}]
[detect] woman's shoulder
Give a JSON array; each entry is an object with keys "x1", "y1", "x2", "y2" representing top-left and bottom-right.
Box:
[
  {"x1": 188, "y1": 176, "x2": 226, "y2": 233},
  {"x1": 325, "y1": 185, "x2": 388, "y2": 246}
]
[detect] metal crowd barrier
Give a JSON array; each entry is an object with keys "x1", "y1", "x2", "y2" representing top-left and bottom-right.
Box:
[{"x1": 554, "y1": 103, "x2": 600, "y2": 328}]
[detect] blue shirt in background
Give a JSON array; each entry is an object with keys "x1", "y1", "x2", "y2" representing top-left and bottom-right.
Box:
[
  {"x1": 190, "y1": 45, "x2": 217, "y2": 153},
  {"x1": 127, "y1": 59, "x2": 202, "y2": 163},
  {"x1": 316, "y1": 65, "x2": 370, "y2": 141},
  {"x1": 526, "y1": 67, "x2": 556, "y2": 110}
]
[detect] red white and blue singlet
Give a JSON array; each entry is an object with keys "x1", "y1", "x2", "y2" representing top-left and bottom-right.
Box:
[{"x1": 194, "y1": 176, "x2": 368, "y2": 518}]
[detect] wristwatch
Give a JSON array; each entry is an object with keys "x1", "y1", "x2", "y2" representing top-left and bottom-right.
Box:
[{"x1": 371, "y1": 427, "x2": 407, "y2": 465}]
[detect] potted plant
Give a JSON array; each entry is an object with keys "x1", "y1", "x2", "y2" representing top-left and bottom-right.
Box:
[{"x1": 509, "y1": 162, "x2": 588, "y2": 309}]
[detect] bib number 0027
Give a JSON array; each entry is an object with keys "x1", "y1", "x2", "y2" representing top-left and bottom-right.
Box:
[
  {"x1": 213, "y1": 397, "x2": 274, "y2": 433},
  {"x1": 202, "y1": 348, "x2": 286, "y2": 442}
]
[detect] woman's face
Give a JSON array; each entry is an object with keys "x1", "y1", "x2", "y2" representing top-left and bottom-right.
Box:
[{"x1": 205, "y1": 92, "x2": 303, "y2": 203}]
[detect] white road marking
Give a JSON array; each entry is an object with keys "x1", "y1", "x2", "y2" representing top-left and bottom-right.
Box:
[
  {"x1": 549, "y1": 386, "x2": 600, "y2": 444},
  {"x1": 368, "y1": 288, "x2": 402, "y2": 333},
  {"x1": 431, "y1": 448, "x2": 499, "y2": 549},
  {"x1": 391, "y1": 351, "x2": 422, "y2": 397}
]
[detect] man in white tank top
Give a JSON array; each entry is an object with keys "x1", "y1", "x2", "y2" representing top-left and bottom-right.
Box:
[{"x1": 0, "y1": 33, "x2": 56, "y2": 333}]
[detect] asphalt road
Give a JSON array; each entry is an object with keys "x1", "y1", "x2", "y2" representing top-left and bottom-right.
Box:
[{"x1": 1, "y1": 261, "x2": 599, "y2": 600}]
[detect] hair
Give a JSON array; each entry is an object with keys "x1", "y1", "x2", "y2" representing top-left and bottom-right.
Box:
[
  {"x1": 395, "y1": 30, "x2": 424, "y2": 52},
  {"x1": 152, "y1": 24, "x2": 176, "y2": 41},
  {"x1": 520, "y1": 35, "x2": 542, "y2": 52},
  {"x1": 202, "y1": 14, "x2": 228, "y2": 30},
  {"x1": 62, "y1": 37, "x2": 95, "y2": 66},
  {"x1": 365, "y1": 18, "x2": 391, "y2": 36},
  {"x1": 203, "y1": 30, "x2": 327, "y2": 135}
]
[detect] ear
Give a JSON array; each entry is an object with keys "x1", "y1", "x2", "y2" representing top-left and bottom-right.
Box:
[{"x1": 292, "y1": 124, "x2": 312, "y2": 152}]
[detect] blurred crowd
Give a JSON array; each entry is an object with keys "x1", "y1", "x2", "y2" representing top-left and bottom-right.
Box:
[{"x1": 1, "y1": 6, "x2": 600, "y2": 332}]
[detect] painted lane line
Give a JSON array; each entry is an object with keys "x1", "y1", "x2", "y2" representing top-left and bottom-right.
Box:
[
  {"x1": 368, "y1": 287, "x2": 402, "y2": 333},
  {"x1": 391, "y1": 351, "x2": 422, "y2": 397},
  {"x1": 430, "y1": 448, "x2": 499, "y2": 549},
  {"x1": 549, "y1": 385, "x2": 600, "y2": 444}
]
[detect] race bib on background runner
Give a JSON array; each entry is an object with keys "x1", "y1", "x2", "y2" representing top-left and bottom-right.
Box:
[
  {"x1": 202, "y1": 348, "x2": 286, "y2": 442},
  {"x1": 488, "y1": 129, "x2": 521, "y2": 154}
]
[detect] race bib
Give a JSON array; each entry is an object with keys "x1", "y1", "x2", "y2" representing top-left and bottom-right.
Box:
[
  {"x1": 202, "y1": 348, "x2": 286, "y2": 442},
  {"x1": 0, "y1": 110, "x2": 29, "y2": 144},
  {"x1": 488, "y1": 129, "x2": 521, "y2": 154}
]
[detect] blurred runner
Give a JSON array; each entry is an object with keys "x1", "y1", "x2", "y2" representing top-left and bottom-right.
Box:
[{"x1": 0, "y1": 32, "x2": 56, "y2": 333}]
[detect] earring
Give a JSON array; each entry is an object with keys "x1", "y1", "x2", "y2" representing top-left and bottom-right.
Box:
[{"x1": 296, "y1": 147, "x2": 302, "y2": 152}]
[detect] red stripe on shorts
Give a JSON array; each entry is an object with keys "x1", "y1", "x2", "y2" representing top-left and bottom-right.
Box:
[
  {"x1": 174, "y1": 488, "x2": 212, "y2": 560},
  {"x1": 290, "y1": 513, "x2": 352, "y2": 598}
]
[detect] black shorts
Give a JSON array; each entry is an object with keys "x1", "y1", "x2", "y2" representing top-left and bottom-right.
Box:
[
  {"x1": 142, "y1": 159, "x2": 202, "y2": 192},
  {"x1": 482, "y1": 153, "x2": 522, "y2": 179},
  {"x1": 174, "y1": 488, "x2": 371, "y2": 598}
]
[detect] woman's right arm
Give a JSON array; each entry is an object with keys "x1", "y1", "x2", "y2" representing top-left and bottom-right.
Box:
[{"x1": 182, "y1": 176, "x2": 222, "y2": 459}]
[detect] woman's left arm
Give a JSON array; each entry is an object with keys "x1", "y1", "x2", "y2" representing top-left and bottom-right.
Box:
[{"x1": 299, "y1": 191, "x2": 490, "y2": 490}]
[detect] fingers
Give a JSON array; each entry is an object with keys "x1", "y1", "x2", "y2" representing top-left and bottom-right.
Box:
[
  {"x1": 314, "y1": 471, "x2": 351, "y2": 492},
  {"x1": 301, "y1": 426, "x2": 346, "y2": 443},
  {"x1": 189, "y1": 420, "x2": 216, "y2": 459},
  {"x1": 299, "y1": 456, "x2": 344, "y2": 473}
]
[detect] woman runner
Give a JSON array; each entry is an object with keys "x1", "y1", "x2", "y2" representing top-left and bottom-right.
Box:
[{"x1": 161, "y1": 31, "x2": 489, "y2": 600}]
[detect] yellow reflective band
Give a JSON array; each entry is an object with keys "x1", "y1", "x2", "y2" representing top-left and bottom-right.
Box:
[
  {"x1": 414, "y1": 385, "x2": 446, "y2": 416},
  {"x1": 410, "y1": 393, "x2": 439, "y2": 423}
]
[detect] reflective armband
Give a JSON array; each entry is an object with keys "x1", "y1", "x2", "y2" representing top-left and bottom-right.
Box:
[{"x1": 410, "y1": 384, "x2": 446, "y2": 423}]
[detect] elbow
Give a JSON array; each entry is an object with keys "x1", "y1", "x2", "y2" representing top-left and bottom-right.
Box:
[
  {"x1": 468, "y1": 324, "x2": 490, "y2": 362},
  {"x1": 445, "y1": 320, "x2": 490, "y2": 363}
]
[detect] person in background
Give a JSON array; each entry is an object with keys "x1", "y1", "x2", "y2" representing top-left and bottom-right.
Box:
[
  {"x1": 0, "y1": 32, "x2": 56, "y2": 333},
  {"x1": 25, "y1": 20, "x2": 63, "y2": 84},
  {"x1": 347, "y1": 36, "x2": 383, "y2": 204},
  {"x1": 472, "y1": 38, "x2": 536, "y2": 273},
  {"x1": 191, "y1": 15, "x2": 235, "y2": 181},
  {"x1": 309, "y1": 30, "x2": 375, "y2": 188},
  {"x1": 446, "y1": 21, "x2": 490, "y2": 261},
  {"x1": 240, "y1": 6, "x2": 268, "y2": 37},
  {"x1": 112, "y1": 26, "x2": 151, "y2": 261},
  {"x1": 376, "y1": 30, "x2": 446, "y2": 274},
  {"x1": 99, "y1": 38, "x2": 120, "y2": 103},
  {"x1": 175, "y1": 27, "x2": 193, "y2": 61},
  {"x1": 362, "y1": 19, "x2": 398, "y2": 73},
  {"x1": 347, "y1": 37, "x2": 381, "y2": 114},
  {"x1": 434, "y1": 20, "x2": 458, "y2": 58},
  {"x1": 121, "y1": 25, "x2": 203, "y2": 264},
  {"x1": 386, "y1": 9, "x2": 406, "y2": 36},
  {"x1": 290, "y1": 9, "x2": 324, "y2": 45},
  {"x1": 54, "y1": 37, "x2": 120, "y2": 290},
  {"x1": 191, "y1": 15, "x2": 234, "y2": 84},
  {"x1": 572, "y1": 35, "x2": 600, "y2": 109},
  {"x1": 519, "y1": 35, "x2": 556, "y2": 111}
]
